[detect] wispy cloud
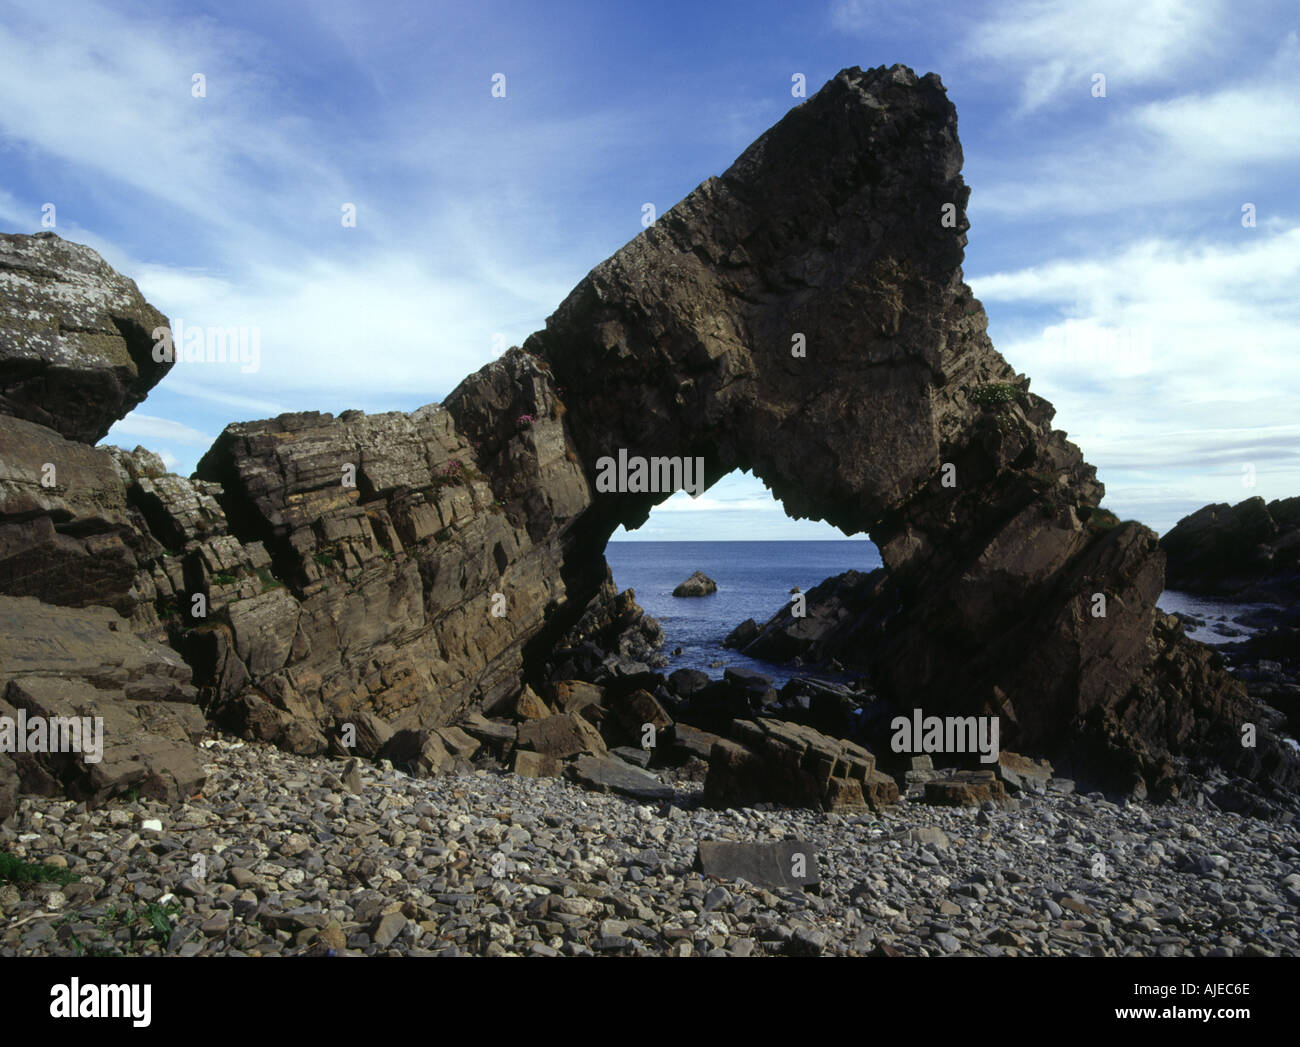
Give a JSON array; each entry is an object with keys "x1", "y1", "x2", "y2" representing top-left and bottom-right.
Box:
[
  {"x1": 963, "y1": 0, "x2": 1222, "y2": 113},
  {"x1": 106, "y1": 412, "x2": 213, "y2": 446}
]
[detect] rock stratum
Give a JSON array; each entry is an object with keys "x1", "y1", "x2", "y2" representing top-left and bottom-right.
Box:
[
  {"x1": 2, "y1": 65, "x2": 1297, "y2": 823},
  {"x1": 1161, "y1": 495, "x2": 1300, "y2": 602}
]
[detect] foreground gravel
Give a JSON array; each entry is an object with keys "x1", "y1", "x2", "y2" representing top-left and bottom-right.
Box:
[{"x1": 3, "y1": 737, "x2": 1298, "y2": 957}]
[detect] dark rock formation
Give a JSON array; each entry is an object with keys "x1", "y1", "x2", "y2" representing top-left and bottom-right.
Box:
[
  {"x1": 1, "y1": 63, "x2": 1296, "y2": 815},
  {"x1": 672, "y1": 570, "x2": 717, "y2": 597},
  {"x1": 0, "y1": 232, "x2": 171, "y2": 443},
  {"x1": 522, "y1": 64, "x2": 1296, "y2": 800},
  {"x1": 726, "y1": 569, "x2": 884, "y2": 667},
  {"x1": 1161, "y1": 495, "x2": 1300, "y2": 602}
]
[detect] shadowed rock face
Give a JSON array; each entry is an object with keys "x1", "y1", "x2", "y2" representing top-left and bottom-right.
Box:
[
  {"x1": 521, "y1": 64, "x2": 1296, "y2": 797},
  {"x1": 0, "y1": 64, "x2": 1296, "y2": 808},
  {"x1": 0, "y1": 231, "x2": 170, "y2": 443},
  {"x1": 1161, "y1": 495, "x2": 1300, "y2": 601}
]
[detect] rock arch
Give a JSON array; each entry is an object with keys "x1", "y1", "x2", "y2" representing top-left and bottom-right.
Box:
[
  {"x1": 5, "y1": 66, "x2": 1292, "y2": 807},
  {"x1": 452, "y1": 65, "x2": 1287, "y2": 796}
]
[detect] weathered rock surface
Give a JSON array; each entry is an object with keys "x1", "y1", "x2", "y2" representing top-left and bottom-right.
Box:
[
  {"x1": 1161, "y1": 495, "x2": 1300, "y2": 602},
  {"x1": 695, "y1": 839, "x2": 821, "y2": 890},
  {"x1": 672, "y1": 570, "x2": 717, "y2": 597},
  {"x1": 568, "y1": 753, "x2": 673, "y2": 801},
  {"x1": 520, "y1": 64, "x2": 1296, "y2": 799},
  {"x1": 1, "y1": 63, "x2": 1297, "y2": 814},
  {"x1": 725, "y1": 569, "x2": 883, "y2": 668},
  {"x1": 703, "y1": 717, "x2": 895, "y2": 813},
  {"x1": 0, "y1": 595, "x2": 206, "y2": 808},
  {"x1": 0, "y1": 232, "x2": 171, "y2": 443}
]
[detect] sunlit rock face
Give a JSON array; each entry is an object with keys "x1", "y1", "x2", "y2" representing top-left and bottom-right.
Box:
[
  {"x1": 0, "y1": 231, "x2": 171, "y2": 444},
  {"x1": 1, "y1": 65, "x2": 1295, "y2": 808}
]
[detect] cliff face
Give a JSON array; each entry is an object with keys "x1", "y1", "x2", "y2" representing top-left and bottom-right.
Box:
[
  {"x1": 1, "y1": 64, "x2": 1295, "y2": 815},
  {"x1": 1162, "y1": 496, "x2": 1300, "y2": 602}
]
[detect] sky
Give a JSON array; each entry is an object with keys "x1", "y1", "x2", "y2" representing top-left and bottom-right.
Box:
[{"x1": 1, "y1": 0, "x2": 1296, "y2": 541}]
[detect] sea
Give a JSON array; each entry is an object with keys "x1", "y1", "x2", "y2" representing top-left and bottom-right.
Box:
[{"x1": 604, "y1": 540, "x2": 1267, "y2": 686}]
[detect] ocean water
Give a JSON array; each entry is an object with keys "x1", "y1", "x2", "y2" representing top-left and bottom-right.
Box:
[
  {"x1": 1152, "y1": 589, "x2": 1273, "y2": 646},
  {"x1": 604, "y1": 541, "x2": 1263, "y2": 685},
  {"x1": 605, "y1": 540, "x2": 881, "y2": 686}
]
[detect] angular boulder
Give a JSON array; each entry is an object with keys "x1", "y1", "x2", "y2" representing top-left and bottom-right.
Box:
[
  {"x1": 0, "y1": 232, "x2": 171, "y2": 443},
  {"x1": 672, "y1": 570, "x2": 717, "y2": 597},
  {"x1": 703, "y1": 717, "x2": 892, "y2": 812}
]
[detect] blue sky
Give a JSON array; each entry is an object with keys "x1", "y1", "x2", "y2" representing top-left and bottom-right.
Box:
[{"x1": 2, "y1": 0, "x2": 1296, "y2": 540}]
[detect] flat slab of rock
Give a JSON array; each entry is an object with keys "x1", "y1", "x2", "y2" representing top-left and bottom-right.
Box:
[
  {"x1": 672, "y1": 571, "x2": 717, "y2": 597},
  {"x1": 924, "y1": 770, "x2": 1010, "y2": 807},
  {"x1": 458, "y1": 712, "x2": 517, "y2": 750},
  {"x1": 610, "y1": 746, "x2": 652, "y2": 768},
  {"x1": 668, "y1": 722, "x2": 721, "y2": 761},
  {"x1": 568, "y1": 754, "x2": 673, "y2": 801},
  {"x1": 695, "y1": 839, "x2": 821, "y2": 890}
]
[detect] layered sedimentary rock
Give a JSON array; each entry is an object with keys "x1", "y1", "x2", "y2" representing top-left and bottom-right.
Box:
[
  {"x1": 1, "y1": 63, "x2": 1296, "y2": 815},
  {"x1": 0, "y1": 231, "x2": 170, "y2": 443},
  {"x1": 725, "y1": 569, "x2": 883, "y2": 667},
  {"x1": 1162, "y1": 496, "x2": 1300, "y2": 601},
  {"x1": 521, "y1": 65, "x2": 1297, "y2": 799},
  {"x1": 0, "y1": 596, "x2": 207, "y2": 809}
]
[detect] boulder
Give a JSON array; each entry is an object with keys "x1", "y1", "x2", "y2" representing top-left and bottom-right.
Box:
[
  {"x1": 547, "y1": 680, "x2": 604, "y2": 716},
  {"x1": 0, "y1": 232, "x2": 172, "y2": 443},
  {"x1": 667, "y1": 668, "x2": 711, "y2": 698},
  {"x1": 517, "y1": 714, "x2": 607, "y2": 759},
  {"x1": 607, "y1": 688, "x2": 673, "y2": 744},
  {"x1": 512, "y1": 749, "x2": 561, "y2": 778},
  {"x1": 667, "y1": 722, "x2": 721, "y2": 762},
  {"x1": 994, "y1": 751, "x2": 1052, "y2": 794},
  {"x1": 703, "y1": 717, "x2": 890, "y2": 812},
  {"x1": 722, "y1": 619, "x2": 759, "y2": 650},
  {"x1": 1161, "y1": 495, "x2": 1300, "y2": 601},
  {"x1": 568, "y1": 754, "x2": 673, "y2": 802},
  {"x1": 510, "y1": 685, "x2": 552, "y2": 720},
  {"x1": 924, "y1": 770, "x2": 1010, "y2": 807},
  {"x1": 672, "y1": 570, "x2": 717, "y2": 597}
]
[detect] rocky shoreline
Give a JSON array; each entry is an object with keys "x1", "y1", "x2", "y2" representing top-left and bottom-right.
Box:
[
  {"x1": 4, "y1": 63, "x2": 1300, "y2": 961},
  {"x1": 3, "y1": 735, "x2": 1296, "y2": 958}
]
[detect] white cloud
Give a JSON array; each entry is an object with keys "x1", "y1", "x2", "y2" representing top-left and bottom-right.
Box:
[
  {"x1": 971, "y1": 225, "x2": 1300, "y2": 531},
  {"x1": 0, "y1": 2, "x2": 342, "y2": 246},
  {"x1": 1135, "y1": 86, "x2": 1300, "y2": 164},
  {"x1": 964, "y1": 0, "x2": 1222, "y2": 113},
  {"x1": 104, "y1": 412, "x2": 212, "y2": 447},
  {"x1": 653, "y1": 493, "x2": 784, "y2": 513}
]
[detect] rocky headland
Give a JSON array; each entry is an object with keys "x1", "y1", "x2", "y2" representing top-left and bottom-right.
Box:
[{"x1": 2, "y1": 65, "x2": 1298, "y2": 957}]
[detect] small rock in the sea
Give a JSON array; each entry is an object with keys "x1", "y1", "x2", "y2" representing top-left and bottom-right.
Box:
[{"x1": 672, "y1": 571, "x2": 718, "y2": 597}]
